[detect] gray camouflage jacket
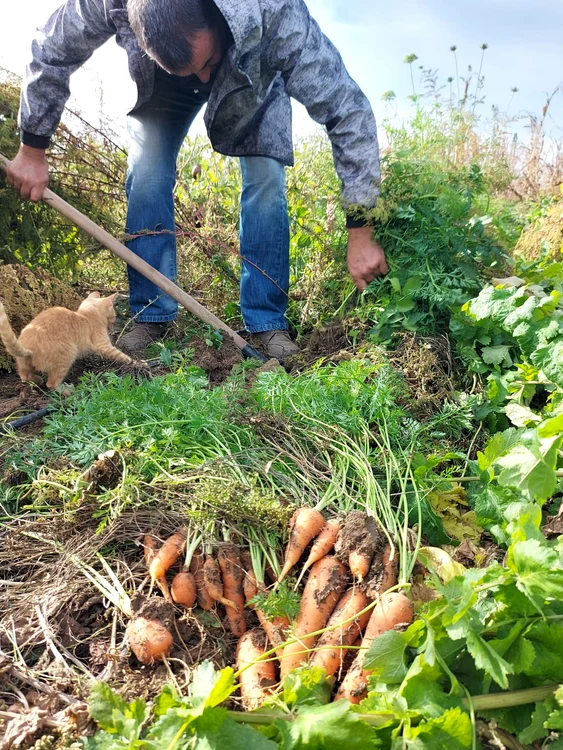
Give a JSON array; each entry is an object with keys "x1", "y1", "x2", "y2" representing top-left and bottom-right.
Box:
[{"x1": 19, "y1": 0, "x2": 380, "y2": 210}]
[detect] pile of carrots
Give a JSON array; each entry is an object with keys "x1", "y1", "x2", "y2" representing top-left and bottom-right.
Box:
[{"x1": 126, "y1": 508, "x2": 414, "y2": 710}]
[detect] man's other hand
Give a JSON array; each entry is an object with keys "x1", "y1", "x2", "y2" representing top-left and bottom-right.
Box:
[
  {"x1": 6, "y1": 145, "x2": 49, "y2": 201},
  {"x1": 347, "y1": 226, "x2": 388, "y2": 291}
]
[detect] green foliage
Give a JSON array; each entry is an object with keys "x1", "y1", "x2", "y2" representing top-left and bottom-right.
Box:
[{"x1": 0, "y1": 71, "x2": 127, "y2": 279}]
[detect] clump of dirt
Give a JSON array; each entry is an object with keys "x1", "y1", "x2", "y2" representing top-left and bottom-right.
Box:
[
  {"x1": 79, "y1": 449, "x2": 124, "y2": 493},
  {"x1": 289, "y1": 322, "x2": 355, "y2": 369},
  {"x1": 334, "y1": 512, "x2": 383, "y2": 570},
  {"x1": 388, "y1": 333, "x2": 453, "y2": 418},
  {"x1": 0, "y1": 265, "x2": 82, "y2": 371},
  {"x1": 191, "y1": 336, "x2": 242, "y2": 383},
  {"x1": 515, "y1": 199, "x2": 563, "y2": 261}
]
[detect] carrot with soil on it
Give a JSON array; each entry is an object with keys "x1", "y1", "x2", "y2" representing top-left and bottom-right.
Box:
[
  {"x1": 217, "y1": 540, "x2": 247, "y2": 637},
  {"x1": 171, "y1": 529, "x2": 202, "y2": 609},
  {"x1": 142, "y1": 533, "x2": 158, "y2": 568},
  {"x1": 335, "y1": 591, "x2": 414, "y2": 703},
  {"x1": 126, "y1": 597, "x2": 175, "y2": 665},
  {"x1": 334, "y1": 512, "x2": 382, "y2": 583},
  {"x1": 236, "y1": 628, "x2": 277, "y2": 710},
  {"x1": 308, "y1": 587, "x2": 372, "y2": 677},
  {"x1": 295, "y1": 517, "x2": 341, "y2": 589},
  {"x1": 203, "y1": 551, "x2": 241, "y2": 612},
  {"x1": 280, "y1": 555, "x2": 348, "y2": 679},
  {"x1": 241, "y1": 549, "x2": 259, "y2": 603},
  {"x1": 277, "y1": 507, "x2": 326, "y2": 585},
  {"x1": 149, "y1": 527, "x2": 187, "y2": 602},
  {"x1": 190, "y1": 547, "x2": 214, "y2": 610},
  {"x1": 246, "y1": 533, "x2": 290, "y2": 657}
]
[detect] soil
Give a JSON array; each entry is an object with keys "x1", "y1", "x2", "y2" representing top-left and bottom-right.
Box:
[
  {"x1": 190, "y1": 336, "x2": 243, "y2": 383},
  {"x1": 334, "y1": 512, "x2": 384, "y2": 573}
]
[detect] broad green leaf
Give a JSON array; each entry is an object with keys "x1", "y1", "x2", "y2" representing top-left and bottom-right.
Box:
[
  {"x1": 504, "y1": 502, "x2": 544, "y2": 543},
  {"x1": 465, "y1": 631, "x2": 513, "y2": 689},
  {"x1": 401, "y1": 676, "x2": 462, "y2": 719},
  {"x1": 363, "y1": 630, "x2": 410, "y2": 683},
  {"x1": 279, "y1": 666, "x2": 332, "y2": 709},
  {"x1": 525, "y1": 621, "x2": 563, "y2": 682},
  {"x1": 189, "y1": 662, "x2": 236, "y2": 709},
  {"x1": 88, "y1": 682, "x2": 149, "y2": 740},
  {"x1": 481, "y1": 345, "x2": 512, "y2": 367},
  {"x1": 518, "y1": 701, "x2": 551, "y2": 744},
  {"x1": 404, "y1": 707, "x2": 473, "y2": 750},
  {"x1": 364, "y1": 622, "x2": 424, "y2": 684},
  {"x1": 494, "y1": 427, "x2": 562, "y2": 501},
  {"x1": 273, "y1": 699, "x2": 377, "y2": 749},
  {"x1": 507, "y1": 539, "x2": 563, "y2": 608},
  {"x1": 505, "y1": 403, "x2": 541, "y2": 427},
  {"x1": 193, "y1": 710, "x2": 277, "y2": 750},
  {"x1": 477, "y1": 428, "x2": 520, "y2": 470}
]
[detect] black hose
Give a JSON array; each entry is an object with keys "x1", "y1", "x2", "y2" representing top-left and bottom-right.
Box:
[{"x1": 0, "y1": 407, "x2": 53, "y2": 435}]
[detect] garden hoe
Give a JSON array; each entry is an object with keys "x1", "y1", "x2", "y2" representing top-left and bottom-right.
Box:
[{"x1": 0, "y1": 152, "x2": 267, "y2": 363}]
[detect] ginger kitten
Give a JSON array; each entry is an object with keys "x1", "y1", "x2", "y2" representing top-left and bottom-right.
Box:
[{"x1": 0, "y1": 291, "x2": 134, "y2": 389}]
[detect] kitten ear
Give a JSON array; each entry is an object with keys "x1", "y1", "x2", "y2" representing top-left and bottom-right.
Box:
[
  {"x1": 88, "y1": 291, "x2": 101, "y2": 299},
  {"x1": 105, "y1": 292, "x2": 121, "y2": 306}
]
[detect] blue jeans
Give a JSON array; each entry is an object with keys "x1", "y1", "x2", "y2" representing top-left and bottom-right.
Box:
[{"x1": 125, "y1": 68, "x2": 290, "y2": 332}]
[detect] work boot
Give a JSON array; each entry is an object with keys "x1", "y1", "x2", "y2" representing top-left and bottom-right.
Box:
[
  {"x1": 255, "y1": 330, "x2": 299, "y2": 360},
  {"x1": 117, "y1": 322, "x2": 169, "y2": 353}
]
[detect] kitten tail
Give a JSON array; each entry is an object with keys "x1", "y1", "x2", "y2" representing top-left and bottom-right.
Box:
[{"x1": 0, "y1": 302, "x2": 33, "y2": 359}]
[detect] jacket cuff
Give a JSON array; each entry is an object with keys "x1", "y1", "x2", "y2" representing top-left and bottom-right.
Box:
[
  {"x1": 21, "y1": 131, "x2": 51, "y2": 150},
  {"x1": 346, "y1": 214, "x2": 371, "y2": 229}
]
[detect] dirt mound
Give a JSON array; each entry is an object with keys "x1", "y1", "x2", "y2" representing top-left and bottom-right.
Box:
[
  {"x1": 515, "y1": 199, "x2": 563, "y2": 261},
  {"x1": 190, "y1": 335, "x2": 243, "y2": 383},
  {"x1": 0, "y1": 265, "x2": 82, "y2": 370}
]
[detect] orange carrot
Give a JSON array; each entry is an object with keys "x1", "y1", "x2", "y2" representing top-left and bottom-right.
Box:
[
  {"x1": 241, "y1": 549, "x2": 259, "y2": 603},
  {"x1": 349, "y1": 549, "x2": 372, "y2": 583},
  {"x1": 308, "y1": 588, "x2": 371, "y2": 677},
  {"x1": 380, "y1": 545, "x2": 398, "y2": 594},
  {"x1": 335, "y1": 592, "x2": 414, "y2": 703},
  {"x1": 171, "y1": 569, "x2": 197, "y2": 608},
  {"x1": 126, "y1": 616, "x2": 173, "y2": 664},
  {"x1": 295, "y1": 518, "x2": 341, "y2": 588},
  {"x1": 236, "y1": 629, "x2": 277, "y2": 710},
  {"x1": 202, "y1": 556, "x2": 240, "y2": 612},
  {"x1": 190, "y1": 549, "x2": 215, "y2": 611},
  {"x1": 280, "y1": 555, "x2": 347, "y2": 679},
  {"x1": 142, "y1": 533, "x2": 158, "y2": 568},
  {"x1": 149, "y1": 529, "x2": 187, "y2": 582},
  {"x1": 217, "y1": 543, "x2": 247, "y2": 638},
  {"x1": 277, "y1": 508, "x2": 326, "y2": 584}
]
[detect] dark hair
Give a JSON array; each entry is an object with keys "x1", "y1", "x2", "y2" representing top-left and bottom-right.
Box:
[{"x1": 127, "y1": 0, "x2": 224, "y2": 72}]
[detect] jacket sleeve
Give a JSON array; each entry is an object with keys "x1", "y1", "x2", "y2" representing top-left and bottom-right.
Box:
[
  {"x1": 261, "y1": 0, "x2": 380, "y2": 214},
  {"x1": 19, "y1": 0, "x2": 117, "y2": 148}
]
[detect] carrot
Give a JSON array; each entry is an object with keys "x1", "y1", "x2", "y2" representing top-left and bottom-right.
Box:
[
  {"x1": 349, "y1": 549, "x2": 372, "y2": 583},
  {"x1": 257, "y1": 610, "x2": 290, "y2": 658},
  {"x1": 203, "y1": 556, "x2": 241, "y2": 612},
  {"x1": 308, "y1": 588, "x2": 371, "y2": 677},
  {"x1": 380, "y1": 545, "x2": 398, "y2": 594},
  {"x1": 277, "y1": 508, "x2": 326, "y2": 585},
  {"x1": 171, "y1": 569, "x2": 197, "y2": 608},
  {"x1": 295, "y1": 518, "x2": 341, "y2": 588},
  {"x1": 241, "y1": 549, "x2": 259, "y2": 603},
  {"x1": 126, "y1": 616, "x2": 173, "y2": 664},
  {"x1": 142, "y1": 533, "x2": 158, "y2": 568},
  {"x1": 217, "y1": 543, "x2": 247, "y2": 638},
  {"x1": 149, "y1": 528, "x2": 187, "y2": 580},
  {"x1": 236, "y1": 628, "x2": 277, "y2": 710},
  {"x1": 335, "y1": 592, "x2": 414, "y2": 703},
  {"x1": 280, "y1": 555, "x2": 347, "y2": 679},
  {"x1": 190, "y1": 549, "x2": 215, "y2": 610}
]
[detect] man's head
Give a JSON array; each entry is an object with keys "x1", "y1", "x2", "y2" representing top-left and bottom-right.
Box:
[{"x1": 127, "y1": 0, "x2": 230, "y2": 83}]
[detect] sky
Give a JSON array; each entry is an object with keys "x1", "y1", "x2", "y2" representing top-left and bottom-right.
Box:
[{"x1": 1, "y1": 0, "x2": 562, "y2": 145}]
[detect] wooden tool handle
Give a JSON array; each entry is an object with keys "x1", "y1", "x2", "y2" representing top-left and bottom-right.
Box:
[{"x1": 0, "y1": 152, "x2": 253, "y2": 353}]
